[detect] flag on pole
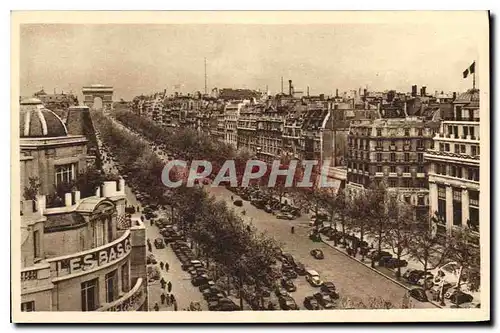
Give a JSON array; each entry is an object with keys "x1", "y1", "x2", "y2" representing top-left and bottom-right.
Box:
[
  {"x1": 174, "y1": 84, "x2": 181, "y2": 89},
  {"x1": 463, "y1": 61, "x2": 476, "y2": 78}
]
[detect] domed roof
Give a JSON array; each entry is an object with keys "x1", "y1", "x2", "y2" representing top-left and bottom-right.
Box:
[
  {"x1": 456, "y1": 89, "x2": 480, "y2": 103},
  {"x1": 20, "y1": 98, "x2": 68, "y2": 138}
]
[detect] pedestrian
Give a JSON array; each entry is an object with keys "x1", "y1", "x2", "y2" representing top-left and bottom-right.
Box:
[
  {"x1": 147, "y1": 243, "x2": 152, "y2": 253},
  {"x1": 247, "y1": 225, "x2": 251, "y2": 233},
  {"x1": 160, "y1": 292, "x2": 166, "y2": 305},
  {"x1": 160, "y1": 261, "x2": 164, "y2": 270},
  {"x1": 160, "y1": 277, "x2": 166, "y2": 289},
  {"x1": 137, "y1": 205, "x2": 141, "y2": 212},
  {"x1": 231, "y1": 195, "x2": 234, "y2": 201},
  {"x1": 291, "y1": 226, "x2": 295, "y2": 234},
  {"x1": 165, "y1": 262, "x2": 169, "y2": 272},
  {"x1": 154, "y1": 302, "x2": 160, "y2": 311},
  {"x1": 170, "y1": 294, "x2": 176, "y2": 305},
  {"x1": 141, "y1": 215, "x2": 144, "y2": 222},
  {"x1": 167, "y1": 281, "x2": 172, "y2": 293},
  {"x1": 173, "y1": 300, "x2": 178, "y2": 311},
  {"x1": 165, "y1": 293, "x2": 171, "y2": 306},
  {"x1": 150, "y1": 219, "x2": 154, "y2": 226}
]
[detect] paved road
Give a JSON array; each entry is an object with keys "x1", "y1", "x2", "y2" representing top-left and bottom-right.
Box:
[
  {"x1": 206, "y1": 186, "x2": 433, "y2": 309},
  {"x1": 103, "y1": 112, "x2": 434, "y2": 309}
]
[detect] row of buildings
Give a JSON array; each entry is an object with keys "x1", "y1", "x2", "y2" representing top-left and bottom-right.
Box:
[
  {"x1": 132, "y1": 81, "x2": 481, "y2": 241},
  {"x1": 19, "y1": 93, "x2": 148, "y2": 312}
]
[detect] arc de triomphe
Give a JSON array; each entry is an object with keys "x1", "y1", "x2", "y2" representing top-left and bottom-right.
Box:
[{"x1": 82, "y1": 84, "x2": 114, "y2": 110}]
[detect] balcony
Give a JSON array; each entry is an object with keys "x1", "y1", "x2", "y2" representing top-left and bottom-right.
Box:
[
  {"x1": 390, "y1": 145, "x2": 396, "y2": 151},
  {"x1": 375, "y1": 146, "x2": 383, "y2": 151},
  {"x1": 416, "y1": 172, "x2": 426, "y2": 178},
  {"x1": 375, "y1": 172, "x2": 384, "y2": 177},
  {"x1": 403, "y1": 145, "x2": 411, "y2": 151},
  {"x1": 97, "y1": 278, "x2": 146, "y2": 311},
  {"x1": 388, "y1": 172, "x2": 397, "y2": 177},
  {"x1": 402, "y1": 172, "x2": 412, "y2": 177}
]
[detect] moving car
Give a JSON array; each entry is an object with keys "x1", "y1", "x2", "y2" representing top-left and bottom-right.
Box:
[
  {"x1": 310, "y1": 249, "x2": 325, "y2": 260},
  {"x1": 368, "y1": 250, "x2": 392, "y2": 261},
  {"x1": 305, "y1": 269, "x2": 323, "y2": 287},
  {"x1": 278, "y1": 295, "x2": 299, "y2": 310},
  {"x1": 444, "y1": 288, "x2": 474, "y2": 305},
  {"x1": 313, "y1": 292, "x2": 335, "y2": 309},
  {"x1": 154, "y1": 237, "x2": 165, "y2": 249},
  {"x1": 303, "y1": 296, "x2": 321, "y2": 310},
  {"x1": 382, "y1": 258, "x2": 409, "y2": 269},
  {"x1": 281, "y1": 278, "x2": 297, "y2": 292},
  {"x1": 320, "y1": 282, "x2": 339, "y2": 299},
  {"x1": 276, "y1": 212, "x2": 295, "y2": 220},
  {"x1": 146, "y1": 253, "x2": 157, "y2": 265}
]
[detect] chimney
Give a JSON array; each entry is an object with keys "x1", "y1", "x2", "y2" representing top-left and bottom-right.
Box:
[
  {"x1": 420, "y1": 86, "x2": 426, "y2": 97},
  {"x1": 288, "y1": 80, "x2": 293, "y2": 96},
  {"x1": 319, "y1": 94, "x2": 325, "y2": 101},
  {"x1": 74, "y1": 190, "x2": 81, "y2": 203},
  {"x1": 363, "y1": 88, "x2": 368, "y2": 101},
  {"x1": 336, "y1": 89, "x2": 339, "y2": 98},
  {"x1": 307, "y1": 86, "x2": 310, "y2": 97},
  {"x1": 411, "y1": 85, "x2": 417, "y2": 97},
  {"x1": 453, "y1": 92, "x2": 457, "y2": 101},
  {"x1": 95, "y1": 186, "x2": 101, "y2": 197},
  {"x1": 281, "y1": 77, "x2": 284, "y2": 94}
]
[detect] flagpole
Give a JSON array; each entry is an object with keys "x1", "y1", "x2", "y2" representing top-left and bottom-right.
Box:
[{"x1": 473, "y1": 68, "x2": 476, "y2": 90}]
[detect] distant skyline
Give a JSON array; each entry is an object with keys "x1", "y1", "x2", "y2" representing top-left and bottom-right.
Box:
[{"x1": 20, "y1": 22, "x2": 482, "y2": 101}]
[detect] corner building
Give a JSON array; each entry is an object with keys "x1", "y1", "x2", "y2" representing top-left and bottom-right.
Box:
[
  {"x1": 425, "y1": 89, "x2": 480, "y2": 241},
  {"x1": 19, "y1": 98, "x2": 148, "y2": 312}
]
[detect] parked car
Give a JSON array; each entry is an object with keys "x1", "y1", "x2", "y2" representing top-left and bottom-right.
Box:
[
  {"x1": 368, "y1": 250, "x2": 392, "y2": 261},
  {"x1": 199, "y1": 281, "x2": 216, "y2": 292},
  {"x1": 294, "y1": 262, "x2": 307, "y2": 276},
  {"x1": 146, "y1": 253, "x2": 157, "y2": 265},
  {"x1": 305, "y1": 269, "x2": 323, "y2": 287},
  {"x1": 444, "y1": 288, "x2": 474, "y2": 305},
  {"x1": 303, "y1": 296, "x2": 321, "y2": 310},
  {"x1": 383, "y1": 258, "x2": 408, "y2": 269},
  {"x1": 233, "y1": 200, "x2": 243, "y2": 207},
  {"x1": 282, "y1": 253, "x2": 295, "y2": 266},
  {"x1": 278, "y1": 296, "x2": 299, "y2": 310},
  {"x1": 281, "y1": 278, "x2": 297, "y2": 292},
  {"x1": 313, "y1": 292, "x2": 335, "y2": 309},
  {"x1": 310, "y1": 249, "x2": 325, "y2": 260},
  {"x1": 154, "y1": 237, "x2": 165, "y2": 249},
  {"x1": 275, "y1": 287, "x2": 291, "y2": 298},
  {"x1": 191, "y1": 274, "x2": 211, "y2": 287},
  {"x1": 283, "y1": 269, "x2": 298, "y2": 280},
  {"x1": 264, "y1": 205, "x2": 273, "y2": 213},
  {"x1": 408, "y1": 287, "x2": 429, "y2": 302}
]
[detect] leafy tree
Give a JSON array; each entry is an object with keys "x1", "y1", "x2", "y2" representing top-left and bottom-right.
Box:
[{"x1": 23, "y1": 177, "x2": 41, "y2": 201}]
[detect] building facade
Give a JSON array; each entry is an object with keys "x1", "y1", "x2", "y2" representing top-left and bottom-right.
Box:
[
  {"x1": 346, "y1": 102, "x2": 440, "y2": 218},
  {"x1": 425, "y1": 89, "x2": 480, "y2": 240},
  {"x1": 19, "y1": 98, "x2": 148, "y2": 312}
]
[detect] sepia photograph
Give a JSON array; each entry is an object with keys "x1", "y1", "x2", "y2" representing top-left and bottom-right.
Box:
[{"x1": 11, "y1": 10, "x2": 490, "y2": 323}]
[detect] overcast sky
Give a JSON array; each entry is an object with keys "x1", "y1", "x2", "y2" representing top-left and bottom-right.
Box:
[{"x1": 20, "y1": 23, "x2": 482, "y2": 101}]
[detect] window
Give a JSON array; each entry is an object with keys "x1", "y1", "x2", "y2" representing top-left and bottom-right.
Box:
[
  {"x1": 376, "y1": 153, "x2": 382, "y2": 162},
  {"x1": 417, "y1": 153, "x2": 424, "y2": 163},
  {"x1": 450, "y1": 166, "x2": 457, "y2": 177},
  {"x1": 81, "y1": 279, "x2": 98, "y2": 311},
  {"x1": 404, "y1": 129, "x2": 410, "y2": 136},
  {"x1": 390, "y1": 166, "x2": 396, "y2": 173},
  {"x1": 376, "y1": 165, "x2": 383, "y2": 173},
  {"x1": 404, "y1": 153, "x2": 410, "y2": 162},
  {"x1": 403, "y1": 166, "x2": 410, "y2": 173},
  {"x1": 454, "y1": 144, "x2": 460, "y2": 154},
  {"x1": 417, "y1": 165, "x2": 425, "y2": 173},
  {"x1": 453, "y1": 126, "x2": 459, "y2": 137},
  {"x1": 376, "y1": 141, "x2": 382, "y2": 148},
  {"x1": 471, "y1": 145, "x2": 478, "y2": 156},
  {"x1": 439, "y1": 143, "x2": 444, "y2": 151},
  {"x1": 390, "y1": 153, "x2": 396, "y2": 162},
  {"x1": 447, "y1": 125, "x2": 453, "y2": 135},
  {"x1": 121, "y1": 263, "x2": 130, "y2": 292},
  {"x1": 460, "y1": 144, "x2": 466, "y2": 154},
  {"x1": 445, "y1": 143, "x2": 450, "y2": 152},
  {"x1": 389, "y1": 179, "x2": 397, "y2": 187},
  {"x1": 55, "y1": 163, "x2": 77, "y2": 186},
  {"x1": 417, "y1": 139, "x2": 424, "y2": 148},
  {"x1": 376, "y1": 128, "x2": 382, "y2": 136},
  {"x1": 417, "y1": 196, "x2": 425, "y2": 206},
  {"x1": 453, "y1": 188, "x2": 462, "y2": 226},
  {"x1": 21, "y1": 301, "x2": 35, "y2": 312},
  {"x1": 457, "y1": 167, "x2": 463, "y2": 178},
  {"x1": 105, "y1": 270, "x2": 118, "y2": 303},
  {"x1": 417, "y1": 128, "x2": 423, "y2": 136},
  {"x1": 437, "y1": 185, "x2": 447, "y2": 221},
  {"x1": 463, "y1": 126, "x2": 469, "y2": 137},
  {"x1": 33, "y1": 230, "x2": 40, "y2": 259},
  {"x1": 470, "y1": 126, "x2": 475, "y2": 139}
]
